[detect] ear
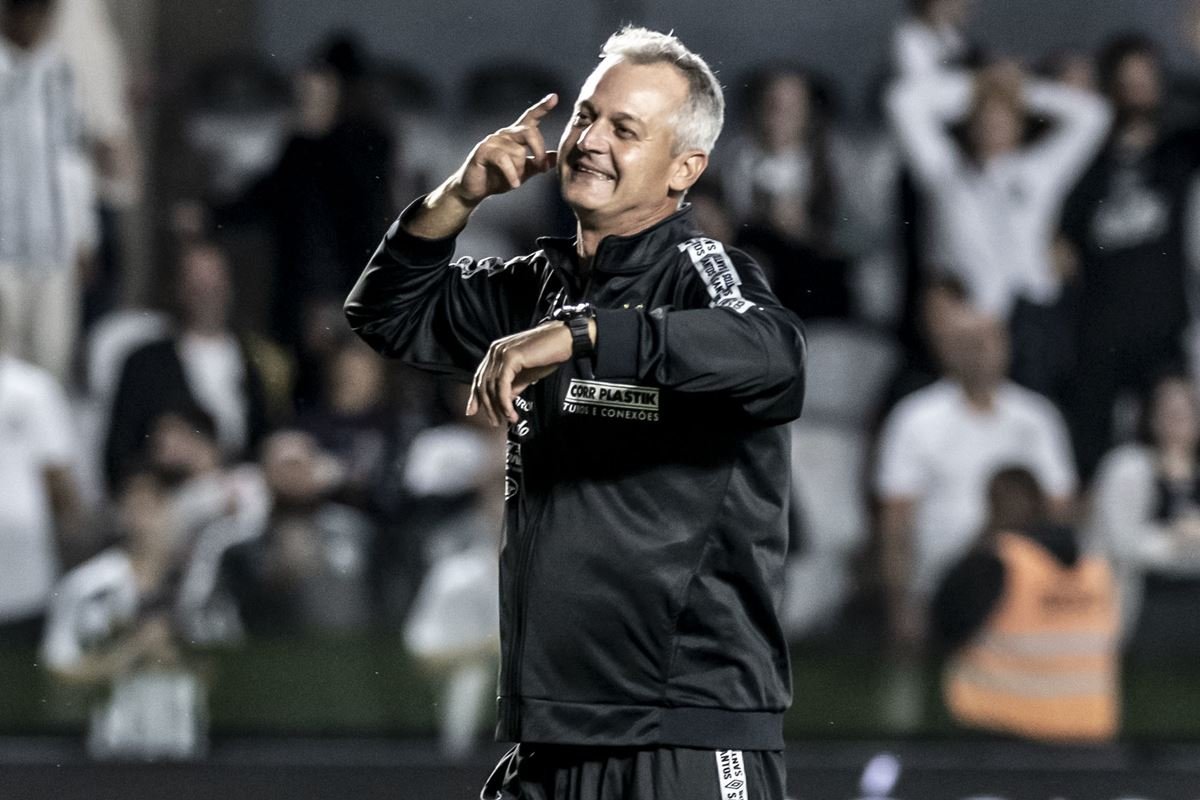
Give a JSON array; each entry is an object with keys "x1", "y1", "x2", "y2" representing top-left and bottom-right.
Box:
[{"x1": 668, "y1": 150, "x2": 709, "y2": 194}]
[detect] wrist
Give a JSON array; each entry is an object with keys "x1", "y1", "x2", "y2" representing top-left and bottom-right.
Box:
[
  {"x1": 429, "y1": 178, "x2": 481, "y2": 215},
  {"x1": 551, "y1": 302, "x2": 597, "y2": 359},
  {"x1": 402, "y1": 182, "x2": 476, "y2": 240}
]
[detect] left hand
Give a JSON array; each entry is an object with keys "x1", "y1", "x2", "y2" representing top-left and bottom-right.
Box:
[{"x1": 468, "y1": 321, "x2": 579, "y2": 426}]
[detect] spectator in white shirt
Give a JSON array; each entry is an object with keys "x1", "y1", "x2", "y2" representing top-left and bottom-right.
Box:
[
  {"x1": 0, "y1": 0, "x2": 97, "y2": 385},
  {"x1": 876, "y1": 308, "x2": 1077, "y2": 649},
  {"x1": 41, "y1": 470, "x2": 207, "y2": 760},
  {"x1": 0, "y1": 294, "x2": 84, "y2": 643},
  {"x1": 1089, "y1": 372, "x2": 1200, "y2": 654},
  {"x1": 103, "y1": 240, "x2": 286, "y2": 495},
  {"x1": 886, "y1": 61, "x2": 1111, "y2": 397}
]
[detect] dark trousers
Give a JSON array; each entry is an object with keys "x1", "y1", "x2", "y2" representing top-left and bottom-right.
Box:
[{"x1": 482, "y1": 743, "x2": 786, "y2": 800}]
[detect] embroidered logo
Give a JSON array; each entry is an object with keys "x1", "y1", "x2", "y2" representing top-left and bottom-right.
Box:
[
  {"x1": 678, "y1": 238, "x2": 757, "y2": 314},
  {"x1": 562, "y1": 379, "x2": 660, "y2": 422},
  {"x1": 715, "y1": 750, "x2": 748, "y2": 800}
]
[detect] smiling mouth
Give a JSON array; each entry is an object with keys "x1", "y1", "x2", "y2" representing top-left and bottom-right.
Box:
[{"x1": 573, "y1": 164, "x2": 614, "y2": 181}]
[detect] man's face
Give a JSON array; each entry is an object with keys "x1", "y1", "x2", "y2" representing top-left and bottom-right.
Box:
[
  {"x1": 968, "y1": 96, "x2": 1023, "y2": 160},
  {"x1": 557, "y1": 58, "x2": 702, "y2": 230},
  {"x1": 1113, "y1": 53, "x2": 1161, "y2": 116},
  {"x1": 1151, "y1": 378, "x2": 1198, "y2": 449},
  {"x1": 946, "y1": 314, "x2": 1009, "y2": 386},
  {"x1": 759, "y1": 73, "x2": 809, "y2": 152},
  {"x1": 177, "y1": 244, "x2": 232, "y2": 330}
]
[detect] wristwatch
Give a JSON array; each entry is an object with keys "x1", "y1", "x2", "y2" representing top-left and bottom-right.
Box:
[{"x1": 552, "y1": 302, "x2": 597, "y2": 359}]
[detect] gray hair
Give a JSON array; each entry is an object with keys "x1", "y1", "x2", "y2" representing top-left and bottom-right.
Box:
[{"x1": 599, "y1": 26, "x2": 725, "y2": 155}]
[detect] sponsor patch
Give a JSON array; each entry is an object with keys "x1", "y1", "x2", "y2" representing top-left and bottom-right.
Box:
[
  {"x1": 561, "y1": 379, "x2": 660, "y2": 422},
  {"x1": 715, "y1": 750, "x2": 748, "y2": 800},
  {"x1": 678, "y1": 237, "x2": 757, "y2": 314}
]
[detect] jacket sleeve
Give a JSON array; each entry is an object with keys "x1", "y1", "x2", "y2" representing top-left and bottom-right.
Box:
[
  {"x1": 343, "y1": 198, "x2": 543, "y2": 381},
  {"x1": 590, "y1": 239, "x2": 806, "y2": 424}
]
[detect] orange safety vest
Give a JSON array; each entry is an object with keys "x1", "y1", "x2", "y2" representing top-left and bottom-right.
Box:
[{"x1": 943, "y1": 531, "x2": 1120, "y2": 742}]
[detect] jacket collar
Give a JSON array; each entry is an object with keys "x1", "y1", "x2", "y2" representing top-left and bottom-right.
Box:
[{"x1": 537, "y1": 203, "x2": 700, "y2": 278}]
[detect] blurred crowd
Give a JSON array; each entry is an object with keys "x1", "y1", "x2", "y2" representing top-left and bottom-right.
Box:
[{"x1": 5, "y1": 0, "x2": 1200, "y2": 759}]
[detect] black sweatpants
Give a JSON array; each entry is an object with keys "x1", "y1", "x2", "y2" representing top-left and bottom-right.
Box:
[{"x1": 481, "y1": 743, "x2": 786, "y2": 800}]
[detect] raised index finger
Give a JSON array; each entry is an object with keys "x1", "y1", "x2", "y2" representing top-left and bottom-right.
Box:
[{"x1": 515, "y1": 93, "x2": 558, "y2": 127}]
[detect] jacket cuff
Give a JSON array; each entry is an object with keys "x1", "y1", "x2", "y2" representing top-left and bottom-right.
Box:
[
  {"x1": 593, "y1": 309, "x2": 641, "y2": 378},
  {"x1": 385, "y1": 195, "x2": 457, "y2": 265}
]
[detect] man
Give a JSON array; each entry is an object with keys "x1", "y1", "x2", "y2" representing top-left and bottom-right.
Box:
[
  {"x1": 934, "y1": 467, "x2": 1119, "y2": 742},
  {"x1": 1059, "y1": 34, "x2": 1200, "y2": 480},
  {"x1": 0, "y1": 293, "x2": 84, "y2": 644},
  {"x1": 886, "y1": 59, "x2": 1111, "y2": 398},
  {"x1": 217, "y1": 429, "x2": 376, "y2": 636},
  {"x1": 104, "y1": 239, "x2": 284, "y2": 495},
  {"x1": 345, "y1": 27, "x2": 806, "y2": 800},
  {"x1": 0, "y1": 0, "x2": 96, "y2": 384},
  {"x1": 875, "y1": 310, "x2": 1076, "y2": 649}
]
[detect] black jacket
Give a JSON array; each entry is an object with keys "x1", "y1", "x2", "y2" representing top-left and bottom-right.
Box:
[
  {"x1": 104, "y1": 336, "x2": 272, "y2": 493},
  {"x1": 345, "y1": 200, "x2": 807, "y2": 750}
]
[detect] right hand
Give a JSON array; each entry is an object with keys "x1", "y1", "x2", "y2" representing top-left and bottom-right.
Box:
[{"x1": 449, "y1": 93, "x2": 559, "y2": 206}]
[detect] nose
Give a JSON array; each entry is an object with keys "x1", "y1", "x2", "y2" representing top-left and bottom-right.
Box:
[{"x1": 576, "y1": 122, "x2": 607, "y2": 154}]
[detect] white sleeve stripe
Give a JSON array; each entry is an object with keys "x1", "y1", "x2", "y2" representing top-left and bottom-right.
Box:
[
  {"x1": 678, "y1": 238, "x2": 756, "y2": 314},
  {"x1": 715, "y1": 749, "x2": 749, "y2": 800}
]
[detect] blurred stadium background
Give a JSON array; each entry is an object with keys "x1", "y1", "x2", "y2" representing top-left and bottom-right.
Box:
[{"x1": 4, "y1": 0, "x2": 1200, "y2": 798}]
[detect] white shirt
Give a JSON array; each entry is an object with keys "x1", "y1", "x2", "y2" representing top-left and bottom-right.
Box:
[
  {"x1": 41, "y1": 547, "x2": 138, "y2": 670},
  {"x1": 0, "y1": 38, "x2": 95, "y2": 271},
  {"x1": 0, "y1": 354, "x2": 75, "y2": 621},
  {"x1": 893, "y1": 17, "x2": 969, "y2": 79},
  {"x1": 179, "y1": 333, "x2": 247, "y2": 455},
  {"x1": 887, "y1": 72, "x2": 1111, "y2": 317},
  {"x1": 875, "y1": 379, "x2": 1077, "y2": 596},
  {"x1": 721, "y1": 136, "x2": 814, "y2": 224},
  {"x1": 1088, "y1": 444, "x2": 1200, "y2": 635}
]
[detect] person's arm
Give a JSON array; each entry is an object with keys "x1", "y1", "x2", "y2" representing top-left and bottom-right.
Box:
[
  {"x1": 46, "y1": 59, "x2": 98, "y2": 263},
  {"x1": 30, "y1": 371, "x2": 88, "y2": 562},
  {"x1": 879, "y1": 496, "x2": 927, "y2": 648},
  {"x1": 874, "y1": 401, "x2": 931, "y2": 648},
  {"x1": 344, "y1": 95, "x2": 560, "y2": 382},
  {"x1": 588, "y1": 246, "x2": 806, "y2": 423},
  {"x1": 886, "y1": 70, "x2": 971, "y2": 188},
  {"x1": 44, "y1": 465, "x2": 87, "y2": 565},
  {"x1": 931, "y1": 549, "x2": 1005, "y2": 650},
  {"x1": 46, "y1": 616, "x2": 176, "y2": 685},
  {"x1": 468, "y1": 244, "x2": 807, "y2": 426},
  {"x1": 1022, "y1": 80, "x2": 1112, "y2": 202},
  {"x1": 1027, "y1": 397, "x2": 1080, "y2": 524}
]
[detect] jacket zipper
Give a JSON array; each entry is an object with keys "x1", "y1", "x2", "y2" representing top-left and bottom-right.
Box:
[
  {"x1": 503, "y1": 494, "x2": 546, "y2": 733},
  {"x1": 503, "y1": 275, "x2": 579, "y2": 734}
]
